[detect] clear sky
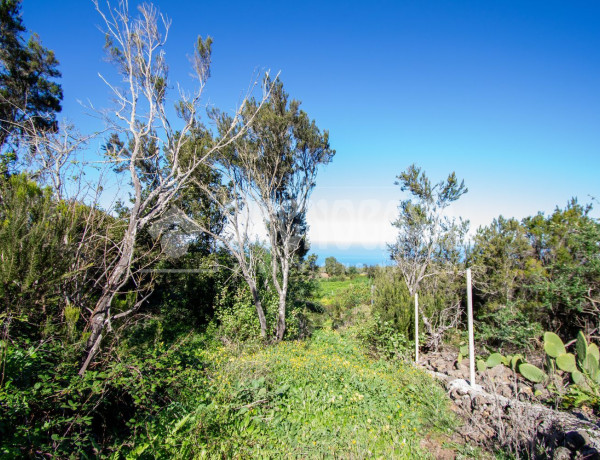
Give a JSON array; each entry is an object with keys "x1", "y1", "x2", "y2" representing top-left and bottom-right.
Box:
[{"x1": 21, "y1": 0, "x2": 600, "y2": 262}]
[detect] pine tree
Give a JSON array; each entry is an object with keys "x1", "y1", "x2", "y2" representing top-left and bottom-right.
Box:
[{"x1": 0, "y1": 0, "x2": 63, "y2": 157}]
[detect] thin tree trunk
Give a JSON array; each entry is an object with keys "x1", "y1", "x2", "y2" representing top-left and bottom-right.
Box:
[
  {"x1": 274, "y1": 260, "x2": 289, "y2": 341},
  {"x1": 79, "y1": 223, "x2": 137, "y2": 375},
  {"x1": 247, "y1": 279, "x2": 268, "y2": 339}
]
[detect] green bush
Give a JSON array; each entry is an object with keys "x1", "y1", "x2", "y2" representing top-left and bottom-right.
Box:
[
  {"x1": 0, "y1": 317, "x2": 212, "y2": 457},
  {"x1": 327, "y1": 281, "x2": 370, "y2": 328},
  {"x1": 356, "y1": 314, "x2": 410, "y2": 360},
  {"x1": 124, "y1": 328, "x2": 454, "y2": 458},
  {"x1": 371, "y1": 269, "x2": 413, "y2": 338},
  {"x1": 476, "y1": 304, "x2": 542, "y2": 351},
  {"x1": 215, "y1": 283, "x2": 272, "y2": 342}
]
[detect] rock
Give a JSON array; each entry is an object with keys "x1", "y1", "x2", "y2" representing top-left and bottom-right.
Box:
[
  {"x1": 518, "y1": 384, "x2": 533, "y2": 396},
  {"x1": 487, "y1": 364, "x2": 513, "y2": 384},
  {"x1": 428, "y1": 369, "x2": 600, "y2": 458},
  {"x1": 497, "y1": 384, "x2": 513, "y2": 398},
  {"x1": 432, "y1": 359, "x2": 451, "y2": 374},
  {"x1": 553, "y1": 446, "x2": 572, "y2": 460},
  {"x1": 565, "y1": 430, "x2": 590, "y2": 450},
  {"x1": 576, "y1": 447, "x2": 600, "y2": 459},
  {"x1": 471, "y1": 394, "x2": 489, "y2": 410},
  {"x1": 536, "y1": 388, "x2": 550, "y2": 400}
]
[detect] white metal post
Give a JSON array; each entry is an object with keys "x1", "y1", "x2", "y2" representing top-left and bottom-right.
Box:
[
  {"x1": 466, "y1": 268, "x2": 475, "y2": 387},
  {"x1": 414, "y1": 292, "x2": 419, "y2": 364}
]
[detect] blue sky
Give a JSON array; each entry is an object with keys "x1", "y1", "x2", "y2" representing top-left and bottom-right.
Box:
[{"x1": 21, "y1": 0, "x2": 600, "y2": 262}]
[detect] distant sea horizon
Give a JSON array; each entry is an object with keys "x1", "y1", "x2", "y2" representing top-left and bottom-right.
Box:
[{"x1": 309, "y1": 243, "x2": 392, "y2": 267}]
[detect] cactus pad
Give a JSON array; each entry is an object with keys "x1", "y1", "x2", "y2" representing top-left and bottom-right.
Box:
[
  {"x1": 555, "y1": 353, "x2": 576, "y2": 373},
  {"x1": 544, "y1": 332, "x2": 566, "y2": 358},
  {"x1": 518, "y1": 363, "x2": 546, "y2": 383},
  {"x1": 486, "y1": 353, "x2": 504, "y2": 368},
  {"x1": 477, "y1": 359, "x2": 487, "y2": 373}
]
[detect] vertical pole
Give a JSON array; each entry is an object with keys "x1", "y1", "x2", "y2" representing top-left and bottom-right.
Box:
[
  {"x1": 414, "y1": 292, "x2": 419, "y2": 364},
  {"x1": 371, "y1": 284, "x2": 375, "y2": 306},
  {"x1": 466, "y1": 268, "x2": 475, "y2": 387}
]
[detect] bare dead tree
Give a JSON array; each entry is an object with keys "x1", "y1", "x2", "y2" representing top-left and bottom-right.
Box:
[
  {"x1": 79, "y1": 0, "x2": 270, "y2": 374},
  {"x1": 420, "y1": 301, "x2": 462, "y2": 352},
  {"x1": 415, "y1": 261, "x2": 465, "y2": 351},
  {"x1": 1, "y1": 116, "x2": 98, "y2": 200}
]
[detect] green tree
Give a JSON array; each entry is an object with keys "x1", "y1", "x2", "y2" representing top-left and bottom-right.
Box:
[
  {"x1": 0, "y1": 174, "x2": 111, "y2": 338},
  {"x1": 525, "y1": 200, "x2": 600, "y2": 333},
  {"x1": 0, "y1": 0, "x2": 62, "y2": 157},
  {"x1": 80, "y1": 1, "x2": 267, "y2": 374},
  {"x1": 388, "y1": 165, "x2": 468, "y2": 351},
  {"x1": 470, "y1": 215, "x2": 536, "y2": 306},
  {"x1": 389, "y1": 164, "x2": 468, "y2": 297},
  {"x1": 215, "y1": 76, "x2": 335, "y2": 340},
  {"x1": 325, "y1": 256, "x2": 345, "y2": 277}
]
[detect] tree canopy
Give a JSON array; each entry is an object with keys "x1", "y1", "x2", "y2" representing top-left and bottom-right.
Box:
[
  {"x1": 389, "y1": 164, "x2": 468, "y2": 296},
  {"x1": 0, "y1": 0, "x2": 62, "y2": 158}
]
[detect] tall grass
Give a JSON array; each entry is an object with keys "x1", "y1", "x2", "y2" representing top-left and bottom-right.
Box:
[{"x1": 126, "y1": 326, "x2": 457, "y2": 458}]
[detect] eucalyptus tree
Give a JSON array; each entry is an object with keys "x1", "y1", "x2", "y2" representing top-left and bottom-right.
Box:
[
  {"x1": 79, "y1": 0, "x2": 269, "y2": 374},
  {"x1": 193, "y1": 76, "x2": 334, "y2": 340}
]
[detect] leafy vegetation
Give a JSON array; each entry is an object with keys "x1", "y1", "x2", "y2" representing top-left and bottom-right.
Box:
[
  {"x1": 123, "y1": 327, "x2": 457, "y2": 458},
  {"x1": 0, "y1": 0, "x2": 62, "y2": 157},
  {"x1": 471, "y1": 199, "x2": 600, "y2": 340},
  {"x1": 477, "y1": 330, "x2": 600, "y2": 410},
  {"x1": 1, "y1": 0, "x2": 599, "y2": 456}
]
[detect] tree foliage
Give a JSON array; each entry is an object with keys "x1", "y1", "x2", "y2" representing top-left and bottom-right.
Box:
[
  {"x1": 470, "y1": 215, "x2": 535, "y2": 305},
  {"x1": 389, "y1": 164, "x2": 468, "y2": 297},
  {"x1": 471, "y1": 198, "x2": 600, "y2": 339},
  {"x1": 0, "y1": 0, "x2": 62, "y2": 157},
  {"x1": 211, "y1": 76, "x2": 334, "y2": 340},
  {"x1": 324, "y1": 256, "x2": 346, "y2": 277}
]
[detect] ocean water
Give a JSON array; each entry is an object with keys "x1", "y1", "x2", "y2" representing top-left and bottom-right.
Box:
[{"x1": 309, "y1": 243, "x2": 392, "y2": 267}]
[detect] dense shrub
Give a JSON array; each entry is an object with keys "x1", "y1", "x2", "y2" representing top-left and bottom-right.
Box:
[
  {"x1": 0, "y1": 317, "x2": 213, "y2": 457},
  {"x1": 475, "y1": 303, "x2": 543, "y2": 351},
  {"x1": 0, "y1": 175, "x2": 113, "y2": 334},
  {"x1": 371, "y1": 268, "x2": 413, "y2": 338},
  {"x1": 327, "y1": 281, "x2": 370, "y2": 328},
  {"x1": 472, "y1": 200, "x2": 600, "y2": 339},
  {"x1": 356, "y1": 314, "x2": 411, "y2": 359}
]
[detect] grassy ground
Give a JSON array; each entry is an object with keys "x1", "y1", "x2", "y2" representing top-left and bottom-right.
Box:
[
  {"x1": 121, "y1": 275, "x2": 477, "y2": 458},
  {"x1": 317, "y1": 274, "x2": 372, "y2": 306},
  {"x1": 133, "y1": 325, "x2": 461, "y2": 458}
]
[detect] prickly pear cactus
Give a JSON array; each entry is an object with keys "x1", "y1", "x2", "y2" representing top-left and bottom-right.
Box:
[
  {"x1": 572, "y1": 370, "x2": 585, "y2": 384},
  {"x1": 486, "y1": 353, "x2": 503, "y2": 368},
  {"x1": 545, "y1": 330, "x2": 600, "y2": 391},
  {"x1": 588, "y1": 354, "x2": 599, "y2": 383},
  {"x1": 589, "y1": 343, "x2": 600, "y2": 363},
  {"x1": 556, "y1": 353, "x2": 576, "y2": 373},
  {"x1": 518, "y1": 362, "x2": 546, "y2": 383},
  {"x1": 476, "y1": 359, "x2": 487, "y2": 373},
  {"x1": 544, "y1": 332, "x2": 566, "y2": 358},
  {"x1": 510, "y1": 355, "x2": 524, "y2": 371},
  {"x1": 576, "y1": 331, "x2": 588, "y2": 369}
]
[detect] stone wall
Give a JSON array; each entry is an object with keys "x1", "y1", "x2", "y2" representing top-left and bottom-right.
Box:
[{"x1": 428, "y1": 370, "x2": 600, "y2": 459}]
